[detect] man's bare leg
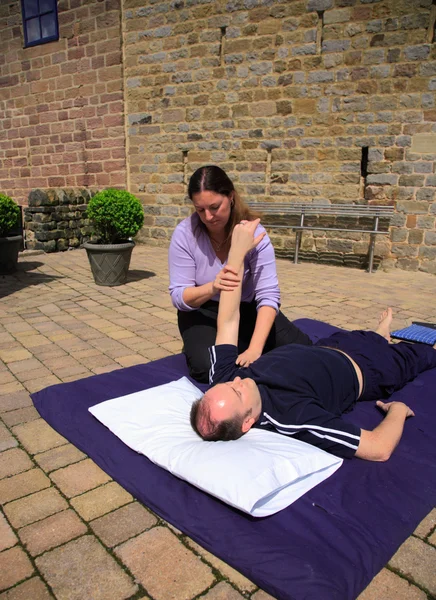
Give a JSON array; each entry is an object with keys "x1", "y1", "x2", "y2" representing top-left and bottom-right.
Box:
[{"x1": 375, "y1": 307, "x2": 393, "y2": 342}]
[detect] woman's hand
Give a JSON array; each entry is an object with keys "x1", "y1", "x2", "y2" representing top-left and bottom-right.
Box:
[
  {"x1": 230, "y1": 218, "x2": 266, "y2": 257},
  {"x1": 212, "y1": 265, "x2": 241, "y2": 294},
  {"x1": 236, "y1": 347, "x2": 262, "y2": 367}
]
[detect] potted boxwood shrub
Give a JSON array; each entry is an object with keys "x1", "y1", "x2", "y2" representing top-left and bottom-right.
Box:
[
  {"x1": 84, "y1": 188, "x2": 144, "y2": 286},
  {"x1": 0, "y1": 193, "x2": 22, "y2": 274}
]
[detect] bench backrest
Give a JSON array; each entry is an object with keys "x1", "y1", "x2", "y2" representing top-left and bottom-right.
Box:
[{"x1": 246, "y1": 202, "x2": 394, "y2": 218}]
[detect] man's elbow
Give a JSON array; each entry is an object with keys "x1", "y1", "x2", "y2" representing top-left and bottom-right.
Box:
[
  {"x1": 355, "y1": 432, "x2": 395, "y2": 462},
  {"x1": 356, "y1": 448, "x2": 392, "y2": 462},
  {"x1": 371, "y1": 450, "x2": 392, "y2": 462}
]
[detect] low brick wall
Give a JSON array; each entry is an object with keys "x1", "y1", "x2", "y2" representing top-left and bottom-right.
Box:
[{"x1": 24, "y1": 189, "x2": 94, "y2": 252}]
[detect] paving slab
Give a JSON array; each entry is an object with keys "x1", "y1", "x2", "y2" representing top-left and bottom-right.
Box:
[
  {"x1": 186, "y1": 538, "x2": 257, "y2": 593},
  {"x1": 4, "y1": 488, "x2": 69, "y2": 529},
  {"x1": 0, "y1": 423, "x2": 17, "y2": 451},
  {"x1": 0, "y1": 448, "x2": 33, "y2": 480},
  {"x1": 1, "y1": 406, "x2": 40, "y2": 427},
  {"x1": 357, "y1": 568, "x2": 427, "y2": 600},
  {"x1": 35, "y1": 536, "x2": 137, "y2": 600},
  {"x1": 0, "y1": 468, "x2": 50, "y2": 504},
  {"x1": 49, "y1": 458, "x2": 111, "y2": 498},
  {"x1": 70, "y1": 481, "x2": 133, "y2": 521},
  {"x1": 90, "y1": 501, "x2": 158, "y2": 547},
  {"x1": 0, "y1": 546, "x2": 34, "y2": 592},
  {"x1": 389, "y1": 537, "x2": 436, "y2": 596},
  {"x1": 115, "y1": 527, "x2": 215, "y2": 600},
  {"x1": 0, "y1": 513, "x2": 17, "y2": 552},
  {"x1": 202, "y1": 582, "x2": 246, "y2": 599},
  {"x1": 18, "y1": 509, "x2": 88, "y2": 557},
  {"x1": 33, "y1": 444, "x2": 86, "y2": 473},
  {"x1": 12, "y1": 420, "x2": 67, "y2": 455},
  {"x1": 0, "y1": 577, "x2": 53, "y2": 600}
]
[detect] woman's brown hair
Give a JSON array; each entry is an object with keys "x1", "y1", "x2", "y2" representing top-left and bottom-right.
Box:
[{"x1": 188, "y1": 165, "x2": 260, "y2": 242}]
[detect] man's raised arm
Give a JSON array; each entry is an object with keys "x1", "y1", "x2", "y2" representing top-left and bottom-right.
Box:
[{"x1": 215, "y1": 219, "x2": 266, "y2": 347}]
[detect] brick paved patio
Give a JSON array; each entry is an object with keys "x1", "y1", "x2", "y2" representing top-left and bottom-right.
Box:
[{"x1": 0, "y1": 245, "x2": 435, "y2": 600}]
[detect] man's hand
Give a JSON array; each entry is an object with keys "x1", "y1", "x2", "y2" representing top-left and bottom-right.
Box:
[
  {"x1": 212, "y1": 266, "x2": 240, "y2": 294},
  {"x1": 376, "y1": 400, "x2": 415, "y2": 418},
  {"x1": 356, "y1": 400, "x2": 415, "y2": 462},
  {"x1": 236, "y1": 347, "x2": 262, "y2": 367}
]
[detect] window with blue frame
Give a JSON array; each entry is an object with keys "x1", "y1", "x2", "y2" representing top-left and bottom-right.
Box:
[{"x1": 21, "y1": 0, "x2": 59, "y2": 48}]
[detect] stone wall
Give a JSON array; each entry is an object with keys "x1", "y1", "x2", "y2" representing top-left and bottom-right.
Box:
[
  {"x1": 124, "y1": 0, "x2": 436, "y2": 273},
  {"x1": 24, "y1": 189, "x2": 94, "y2": 252},
  {"x1": 0, "y1": 0, "x2": 127, "y2": 206}
]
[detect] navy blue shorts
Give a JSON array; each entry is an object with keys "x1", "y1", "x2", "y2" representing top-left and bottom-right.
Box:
[{"x1": 315, "y1": 331, "x2": 436, "y2": 401}]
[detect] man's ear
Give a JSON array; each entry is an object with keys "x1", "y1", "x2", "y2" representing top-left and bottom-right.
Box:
[{"x1": 241, "y1": 416, "x2": 255, "y2": 433}]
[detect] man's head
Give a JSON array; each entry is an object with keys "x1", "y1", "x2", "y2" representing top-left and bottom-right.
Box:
[{"x1": 190, "y1": 377, "x2": 262, "y2": 441}]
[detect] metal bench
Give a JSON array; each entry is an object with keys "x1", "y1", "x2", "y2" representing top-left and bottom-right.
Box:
[{"x1": 246, "y1": 202, "x2": 394, "y2": 273}]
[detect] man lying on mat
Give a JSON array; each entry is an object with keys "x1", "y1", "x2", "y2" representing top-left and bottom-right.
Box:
[{"x1": 190, "y1": 219, "x2": 436, "y2": 461}]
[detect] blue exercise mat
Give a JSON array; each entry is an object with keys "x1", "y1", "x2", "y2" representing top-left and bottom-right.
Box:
[
  {"x1": 391, "y1": 323, "x2": 436, "y2": 345},
  {"x1": 31, "y1": 319, "x2": 436, "y2": 600}
]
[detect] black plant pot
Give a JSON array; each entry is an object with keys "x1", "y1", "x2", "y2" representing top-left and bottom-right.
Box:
[
  {"x1": 84, "y1": 241, "x2": 135, "y2": 286},
  {"x1": 0, "y1": 235, "x2": 22, "y2": 274}
]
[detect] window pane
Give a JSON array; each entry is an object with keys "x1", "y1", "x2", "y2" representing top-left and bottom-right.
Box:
[
  {"x1": 40, "y1": 0, "x2": 54, "y2": 13},
  {"x1": 26, "y1": 17, "x2": 41, "y2": 43},
  {"x1": 41, "y1": 13, "x2": 56, "y2": 38},
  {"x1": 23, "y1": 0, "x2": 38, "y2": 19}
]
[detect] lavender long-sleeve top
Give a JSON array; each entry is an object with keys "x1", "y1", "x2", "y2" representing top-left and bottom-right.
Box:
[{"x1": 168, "y1": 214, "x2": 281, "y2": 312}]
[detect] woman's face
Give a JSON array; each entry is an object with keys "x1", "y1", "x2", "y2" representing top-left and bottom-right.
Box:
[{"x1": 191, "y1": 190, "x2": 233, "y2": 235}]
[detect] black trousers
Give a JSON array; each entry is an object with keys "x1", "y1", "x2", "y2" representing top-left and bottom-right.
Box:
[{"x1": 178, "y1": 300, "x2": 312, "y2": 383}]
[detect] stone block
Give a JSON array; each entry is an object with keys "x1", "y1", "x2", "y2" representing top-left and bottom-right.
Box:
[
  {"x1": 404, "y1": 45, "x2": 431, "y2": 62},
  {"x1": 408, "y1": 229, "x2": 424, "y2": 245},
  {"x1": 391, "y1": 228, "x2": 408, "y2": 243},
  {"x1": 307, "y1": 0, "x2": 333, "y2": 10},
  {"x1": 366, "y1": 174, "x2": 398, "y2": 185},
  {"x1": 324, "y1": 8, "x2": 351, "y2": 25},
  {"x1": 399, "y1": 175, "x2": 425, "y2": 187}
]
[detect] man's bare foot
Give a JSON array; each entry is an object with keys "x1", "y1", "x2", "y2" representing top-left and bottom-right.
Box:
[{"x1": 376, "y1": 307, "x2": 393, "y2": 341}]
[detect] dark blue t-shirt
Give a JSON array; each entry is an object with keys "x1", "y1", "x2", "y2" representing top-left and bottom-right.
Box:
[{"x1": 208, "y1": 343, "x2": 361, "y2": 458}]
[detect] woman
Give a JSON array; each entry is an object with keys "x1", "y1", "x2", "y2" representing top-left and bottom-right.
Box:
[{"x1": 168, "y1": 165, "x2": 312, "y2": 382}]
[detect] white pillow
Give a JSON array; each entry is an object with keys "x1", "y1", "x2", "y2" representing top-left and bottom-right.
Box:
[{"x1": 89, "y1": 377, "x2": 342, "y2": 517}]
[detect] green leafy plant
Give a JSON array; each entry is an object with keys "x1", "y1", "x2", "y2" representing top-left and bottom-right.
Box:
[
  {"x1": 86, "y1": 189, "x2": 144, "y2": 244},
  {"x1": 0, "y1": 194, "x2": 20, "y2": 237}
]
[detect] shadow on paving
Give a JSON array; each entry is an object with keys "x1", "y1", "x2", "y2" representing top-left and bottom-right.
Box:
[
  {"x1": 0, "y1": 262, "x2": 65, "y2": 298},
  {"x1": 126, "y1": 269, "x2": 156, "y2": 282}
]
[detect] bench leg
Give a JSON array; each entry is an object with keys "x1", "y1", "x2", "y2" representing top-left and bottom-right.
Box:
[
  {"x1": 368, "y1": 234, "x2": 375, "y2": 273},
  {"x1": 294, "y1": 231, "x2": 301, "y2": 264}
]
